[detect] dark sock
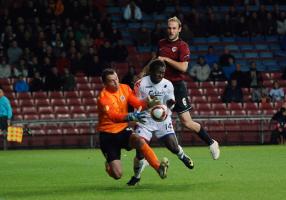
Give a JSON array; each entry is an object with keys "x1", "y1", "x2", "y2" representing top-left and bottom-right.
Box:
[{"x1": 197, "y1": 126, "x2": 213, "y2": 145}]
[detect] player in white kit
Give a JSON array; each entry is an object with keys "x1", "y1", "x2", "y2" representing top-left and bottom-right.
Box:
[{"x1": 127, "y1": 59, "x2": 194, "y2": 186}]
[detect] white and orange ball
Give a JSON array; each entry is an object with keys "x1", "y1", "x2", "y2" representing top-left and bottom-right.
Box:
[{"x1": 150, "y1": 104, "x2": 168, "y2": 122}]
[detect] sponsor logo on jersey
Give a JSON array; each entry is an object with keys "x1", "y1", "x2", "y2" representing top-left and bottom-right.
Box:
[{"x1": 120, "y1": 95, "x2": 126, "y2": 101}]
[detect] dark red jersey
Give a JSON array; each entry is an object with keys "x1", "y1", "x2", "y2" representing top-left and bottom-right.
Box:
[{"x1": 158, "y1": 38, "x2": 190, "y2": 82}]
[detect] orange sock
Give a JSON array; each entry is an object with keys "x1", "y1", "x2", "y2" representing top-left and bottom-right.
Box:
[{"x1": 140, "y1": 143, "x2": 160, "y2": 170}]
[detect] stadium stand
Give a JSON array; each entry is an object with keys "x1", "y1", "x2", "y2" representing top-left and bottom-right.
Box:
[{"x1": 1, "y1": 0, "x2": 286, "y2": 149}]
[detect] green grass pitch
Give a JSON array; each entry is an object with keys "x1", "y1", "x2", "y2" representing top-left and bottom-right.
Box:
[{"x1": 0, "y1": 145, "x2": 285, "y2": 200}]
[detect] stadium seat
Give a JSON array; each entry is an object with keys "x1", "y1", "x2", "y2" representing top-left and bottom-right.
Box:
[
  {"x1": 211, "y1": 103, "x2": 227, "y2": 110},
  {"x1": 243, "y1": 102, "x2": 259, "y2": 110},
  {"x1": 49, "y1": 91, "x2": 64, "y2": 99},
  {"x1": 19, "y1": 99, "x2": 34, "y2": 107},
  {"x1": 38, "y1": 106, "x2": 53, "y2": 114},
  {"x1": 208, "y1": 95, "x2": 221, "y2": 103},
  {"x1": 227, "y1": 102, "x2": 243, "y2": 110},
  {"x1": 39, "y1": 113, "x2": 56, "y2": 120},
  {"x1": 82, "y1": 98, "x2": 97, "y2": 106},
  {"x1": 86, "y1": 105, "x2": 98, "y2": 117},
  {"x1": 75, "y1": 76, "x2": 88, "y2": 84},
  {"x1": 17, "y1": 92, "x2": 32, "y2": 99},
  {"x1": 23, "y1": 114, "x2": 39, "y2": 120},
  {"x1": 66, "y1": 98, "x2": 82, "y2": 106},
  {"x1": 200, "y1": 81, "x2": 215, "y2": 88},
  {"x1": 195, "y1": 103, "x2": 211, "y2": 111},
  {"x1": 54, "y1": 106, "x2": 70, "y2": 114},
  {"x1": 62, "y1": 128, "x2": 80, "y2": 135},
  {"x1": 22, "y1": 106, "x2": 37, "y2": 114},
  {"x1": 76, "y1": 83, "x2": 91, "y2": 91},
  {"x1": 50, "y1": 98, "x2": 66, "y2": 106},
  {"x1": 70, "y1": 106, "x2": 85, "y2": 114},
  {"x1": 35, "y1": 99, "x2": 50, "y2": 107},
  {"x1": 231, "y1": 110, "x2": 247, "y2": 115},
  {"x1": 64, "y1": 91, "x2": 79, "y2": 99},
  {"x1": 33, "y1": 91, "x2": 48, "y2": 99},
  {"x1": 79, "y1": 91, "x2": 95, "y2": 98},
  {"x1": 192, "y1": 96, "x2": 207, "y2": 104}
]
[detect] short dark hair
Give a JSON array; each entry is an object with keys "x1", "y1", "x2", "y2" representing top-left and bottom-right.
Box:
[
  {"x1": 149, "y1": 59, "x2": 166, "y2": 72},
  {"x1": 101, "y1": 68, "x2": 116, "y2": 83}
]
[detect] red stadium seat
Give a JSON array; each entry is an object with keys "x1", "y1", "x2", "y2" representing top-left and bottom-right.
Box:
[
  {"x1": 191, "y1": 96, "x2": 207, "y2": 104},
  {"x1": 49, "y1": 91, "x2": 64, "y2": 99},
  {"x1": 70, "y1": 106, "x2": 85, "y2": 114},
  {"x1": 231, "y1": 110, "x2": 247, "y2": 115},
  {"x1": 50, "y1": 98, "x2": 66, "y2": 106},
  {"x1": 89, "y1": 76, "x2": 101, "y2": 84},
  {"x1": 227, "y1": 102, "x2": 243, "y2": 110},
  {"x1": 79, "y1": 91, "x2": 95, "y2": 98},
  {"x1": 17, "y1": 92, "x2": 32, "y2": 99},
  {"x1": 35, "y1": 99, "x2": 50, "y2": 107},
  {"x1": 66, "y1": 98, "x2": 82, "y2": 106},
  {"x1": 22, "y1": 106, "x2": 37, "y2": 114},
  {"x1": 75, "y1": 76, "x2": 88, "y2": 84},
  {"x1": 195, "y1": 103, "x2": 211, "y2": 111},
  {"x1": 19, "y1": 99, "x2": 34, "y2": 107},
  {"x1": 39, "y1": 113, "x2": 56, "y2": 120},
  {"x1": 82, "y1": 98, "x2": 97, "y2": 106},
  {"x1": 38, "y1": 106, "x2": 53, "y2": 114},
  {"x1": 86, "y1": 105, "x2": 98, "y2": 117},
  {"x1": 243, "y1": 102, "x2": 259, "y2": 110},
  {"x1": 23, "y1": 114, "x2": 39, "y2": 120},
  {"x1": 56, "y1": 113, "x2": 71, "y2": 119},
  {"x1": 76, "y1": 83, "x2": 91, "y2": 91},
  {"x1": 200, "y1": 81, "x2": 215, "y2": 89},
  {"x1": 64, "y1": 91, "x2": 79, "y2": 99},
  {"x1": 54, "y1": 106, "x2": 70, "y2": 114},
  {"x1": 211, "y1": 103, "x2": 227, "y2": 110},
  {"x1": 33, "y1": 92, "x2": 48, "y2": 99},
  {"x1": 208, "y1": 95, "x2": 221, "y2": 103}
]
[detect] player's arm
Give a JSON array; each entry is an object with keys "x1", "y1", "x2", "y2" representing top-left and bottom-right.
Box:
[
  {"x1": 158, "y1": 42, "x2": 190, "y2": 72},
  {"x1": 165, "y1": 82, "x2": 176, "y2": 109},
  {"x1": 158, "y1": 57, "x2": 188, "y2": 72}
]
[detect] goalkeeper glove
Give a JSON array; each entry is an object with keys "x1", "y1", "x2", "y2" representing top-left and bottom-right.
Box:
[{"x1": 126, "y1": 111, "x2": 147, "y2": 123}]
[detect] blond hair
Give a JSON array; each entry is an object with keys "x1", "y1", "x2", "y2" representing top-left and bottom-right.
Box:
[{"x1": 168, "y1": 16, "x2": 182, "y2": 28}]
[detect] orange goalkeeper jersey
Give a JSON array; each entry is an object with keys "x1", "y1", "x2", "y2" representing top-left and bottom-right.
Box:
[{"x1": 97, "y1": 84, "x2": 146, "y2": 134}]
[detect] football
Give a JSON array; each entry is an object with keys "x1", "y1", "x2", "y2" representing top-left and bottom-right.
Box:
[{"x1": 150, "y1": 104, "x2": 168, "y2": 122}]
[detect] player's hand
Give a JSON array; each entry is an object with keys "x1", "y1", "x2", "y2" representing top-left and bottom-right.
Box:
[
  {"x1": 126, "y1": 107, "x2": 147, "y2": 123},
  {"x1": 166, "y1": 99, "x2": 176, "y2": 110},
  {"x1": 146, "y1": 96, "x2": 160, "y2": 108}
]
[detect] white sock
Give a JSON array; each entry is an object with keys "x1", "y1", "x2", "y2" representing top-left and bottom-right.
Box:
[
  {"x1": 134, "y1": 159, "x2": 148, "y2": 179},
  {"x1": 177, "y1": 145, "x2": 185, "y2": 160}
]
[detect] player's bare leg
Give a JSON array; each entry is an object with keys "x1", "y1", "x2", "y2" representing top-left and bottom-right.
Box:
[
  {"x1": 162, "y1": 134, "x2": 194, "y2": 169},
  {"x1": 179, "y1": 111, "x2": 220, "y2": 160},
  {"x1": 105, "y1": 160, "x2": 123, "y2": 179}
]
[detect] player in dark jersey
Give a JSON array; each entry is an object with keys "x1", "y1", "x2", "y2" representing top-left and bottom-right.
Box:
[{"x1": 140, "y1": 17, "x2": 220, "y2": 160}]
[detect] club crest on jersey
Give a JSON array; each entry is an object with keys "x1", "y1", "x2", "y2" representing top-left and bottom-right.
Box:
[
  {"x1": 172, "y1": 47, "x2": 177, "y2": 52},
  {"x1": 120, "y1": 95, "x2": 126, "y2": 101}
]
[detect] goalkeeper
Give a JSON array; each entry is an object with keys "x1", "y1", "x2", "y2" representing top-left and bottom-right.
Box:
[{"x1": 97, "y1": 68, "x2": 169, "y2": 180}]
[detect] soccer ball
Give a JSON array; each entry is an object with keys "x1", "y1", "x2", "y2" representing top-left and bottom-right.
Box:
[{"x1": 150, "y1": 104, "x2": 168, "y2": 122}]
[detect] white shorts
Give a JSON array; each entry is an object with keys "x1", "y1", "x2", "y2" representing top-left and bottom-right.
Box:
[{"x1": 135, "y1": 117, "x2": 175, "y2": 141}]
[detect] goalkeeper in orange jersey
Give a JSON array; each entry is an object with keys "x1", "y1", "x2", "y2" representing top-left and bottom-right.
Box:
[{"x1": 97, "y1": 68, "x2": 169, "y2": 180}]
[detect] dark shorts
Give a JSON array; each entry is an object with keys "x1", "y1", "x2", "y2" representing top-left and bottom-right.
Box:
[
  {"x1": 99, "y1": 128, "x2": 133, "y2": 162},
  {"x1": 0, "y1": 116, "x2": 8, "y2": 132},
  {"x1": 173, "y1": 81, "x2": 192, "y2": 114}
]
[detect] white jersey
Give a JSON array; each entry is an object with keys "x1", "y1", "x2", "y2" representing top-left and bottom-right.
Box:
[{"x1": 134, "y1": 76, "x2": 175, "y2": 139}]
